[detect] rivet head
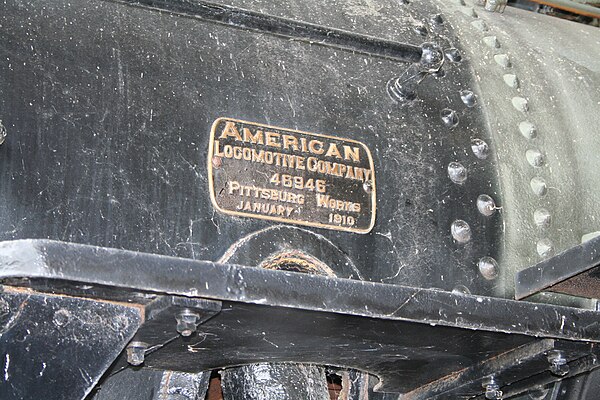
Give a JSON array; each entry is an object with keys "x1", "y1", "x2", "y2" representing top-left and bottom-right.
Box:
[
  {"x1": 414, "y1": 24, "x2": 428, "y2": 36},
  {"x1": 530, "y1": 176, "x2": 548, "y2": 197},
  {"x1": 431, "y1": 14, "x2": 444, "y2": 25},
  {"x1": 477, "y1": 194, "x2": 497, "y2": 216},
  {"x1": 537, "y1": 238, "x2": 554, "y2": 257},
  {"x1": 452, "y1": 284, "x2": 471, "y2": 294},
  {"x1": 420, "y1": 42, "x2": 444, "y2": 68},
  {"x1": 512, "y1": 97, "x2": 529, "y2": 112},
  {"x1": 448, "y1": 162, "x2": 468, "y2": 184},
  {"x1": 526, "y1": 149, "x2": 545, "y2": 167},
  {"x1": 451, "y1": 220, "x2": 472, "y2": 243},
  {"x1": 534, "y1": 208, "x2": 551, "y2": 228},
  {"x1": 471, "y1": 20, "x2": 488, "y2": 31},
  {"x1": 494, "y1": 54, "x2": 511, "y2": 68},
  {"x1": 483, "y1": 36, "x2": 500, "y2": 48},
  {"x1": 503, "y1": 74, "x2": 519, "y2": 88},
  {"x1": 440, "y1": 108, "x2": 459, "y2": 128},
  {"x1": 471, "y1": 139, "x2": 489, "y2": 160},
  {"x1": 460, "y1": 90, "x2": 477, "y2": 107},
  {"x1": 478, "y1": 257, "x2": 499, "y2": 280},
  {"x1": 212, "y1": 156, "x2": 222, "y2": 169},
  {"x1": 519, "y1": 121, "x2": 537, "y2": 139},
  {"x1": 445, "y1": 48, "x2": 462, "y2": 63}
]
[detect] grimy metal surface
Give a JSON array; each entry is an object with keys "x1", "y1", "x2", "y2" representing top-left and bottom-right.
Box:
[
  {"x1": 3, "y1": 239, "x2": 600, "y2": 397},
  {"x1": 1, "y1": 0, "x2": 600, "y2": 398}
]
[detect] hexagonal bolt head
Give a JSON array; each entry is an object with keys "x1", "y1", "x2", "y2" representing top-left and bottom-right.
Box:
[
  {"x1": 176, "y1": 309, "x2": 200, "y2": 337},
  {"x1": 548, "y1": 351, "x2": 570, "y2": 376},
  {"x1": 126, "y1": 341, "x2": 148, "y2": 366}
]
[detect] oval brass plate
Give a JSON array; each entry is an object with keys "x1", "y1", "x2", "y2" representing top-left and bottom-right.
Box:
[{"x1": 208, "y1": 118, "x2": 376, "y2": 233}]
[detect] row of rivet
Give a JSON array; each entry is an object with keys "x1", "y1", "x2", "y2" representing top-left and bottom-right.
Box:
[
  {"x1": 481, "y1": 20, "x2": 553, "y2": 257},
  {"x1": 448, "y1": 0, "x2": 502, "y2": 283}
]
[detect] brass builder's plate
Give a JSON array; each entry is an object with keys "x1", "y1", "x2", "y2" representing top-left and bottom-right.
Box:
[{"x1": 208, "y1": 118, "x2": 376, "y2": 233}]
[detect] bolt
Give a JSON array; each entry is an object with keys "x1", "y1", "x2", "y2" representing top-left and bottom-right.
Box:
[
  {"x1": 548, "y1": 351, "x2": 570, "y2": 376},
  {"x1": 477, "y1": 194, "x2": 496, "y2": 216},
  {"x1": 176, "y1": 309, "x2": 199, "y2": 337},
  {"x1": 451, "y1": 220, "x2": 472, "y2": 243},
  {"x1": 440, "y1": 108, "x2": 459, "y2": 128},
  {"x1": 387, "y1": 77, "x2": 418, "y2": 103},
  {"x1": 126, "y1": 341, "x2": 148, "y2": 366},
  {"x1": 448, "y1": 162, "x2": 467, "y2": 184},
  {"x1": 478, "y1": 256, "x2": 499, "y2": 280},
  {"x1": 471, "y1": 139, "x2": 489, "y2": 160},
  {"x1": 483, "y1": 377, "x2": 503, "y2": 400},
  {"x1": 460, "y1": 90, "x2": 477, "y2": 107}
]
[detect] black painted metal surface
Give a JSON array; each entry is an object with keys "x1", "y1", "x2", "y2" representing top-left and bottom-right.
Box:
[
  {"x1": 2, "y1": 240, "x2": 600, "y2": 398},
  {"x1": 0, "y1": 287, "x2": 143, "y2": 400},
  {"x1": 0, "y1": 0, "x2": 502, "y2": 296}
]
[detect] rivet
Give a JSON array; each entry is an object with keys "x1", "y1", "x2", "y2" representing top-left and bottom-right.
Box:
[
  {"x1": 460, "y1": 90, "x2": 477, "y2": 107},
  {"x1": 526, "y1": 149, "x2": 545, "y2": 167},
  {"x1": 503, "y1": 74, "x2": 519, "y2": 88},
  {"x1": 399, "y1": 0, "x2": 410, "y2": 4},
  {"x1": 478, "y1": 257, "x2": 499, "y2": 280},
  {"x1": 452, "y1": 284, "x2": 471, "y2": 294},
  {"x1": 440, "y1": 108, "x2": 459, "y2": 128},
  {"x1": 530, "y1": 176, "x2": 548, "y2": 197},
  {"x1": 461, "y1": 7, "x2": 478, "y2": 17},
  {"x1": 420, "y1": 42, "x2": 443, "y2": 67},
  {"x1": 212, "y1": 156, "x2": 222, "y2": 169},
  {"x1": 52, "y1": 309, "x2": 70, "y2": 327},
  {"x1": 363, "y1": 180, "x2": 373, "y2": 193},
  {"x1": 519, "y1": 121, "x2": 537, "y2": 139},
  {"x1": 533, "y1": 208, "x2": 551, "y2": 228},
  {"x1": 431, "y1": 14, "x2": 444, "y2": 25},
  {"x1": 451, "y1": 220, "x2": 472, "y2": 243},
  {"x1": 448, "y1": 162, "x2": 468, "y2": 184},
  {"x1": 537, "y1": 238, "x2": 554, "y2": 258},
  {"x1": 494, "y1": 54, "x2": 511, "y2": 68},
  {"x1": 471, "y1": 138, "x2": 489, "y2": 159},
  {"x1": 483, "y1": 36, "x2": 500, "y2": 48},
  {"x1": 414, "y1": 24, "x2": 428, "y2": 36},
  {"x1": 512, "y1": 97, "x2": 529, "y2": 112},
  {"x1": 445, "y1": 48, "x2": 462, "y2": 63},
  {"x1": 477, "y1": 194, "x2": 497, "y2": 216},
  {"x1": 126, "y1": 341, "x2": 148, "y2": 366},
  {"x1": 471, "y1": 20, "x2": 488, "y2": 31}
]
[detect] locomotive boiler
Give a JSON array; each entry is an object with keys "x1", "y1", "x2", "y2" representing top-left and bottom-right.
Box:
[{"x1": 0, "y1": 0, "x2": 599, "y2": 398}]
